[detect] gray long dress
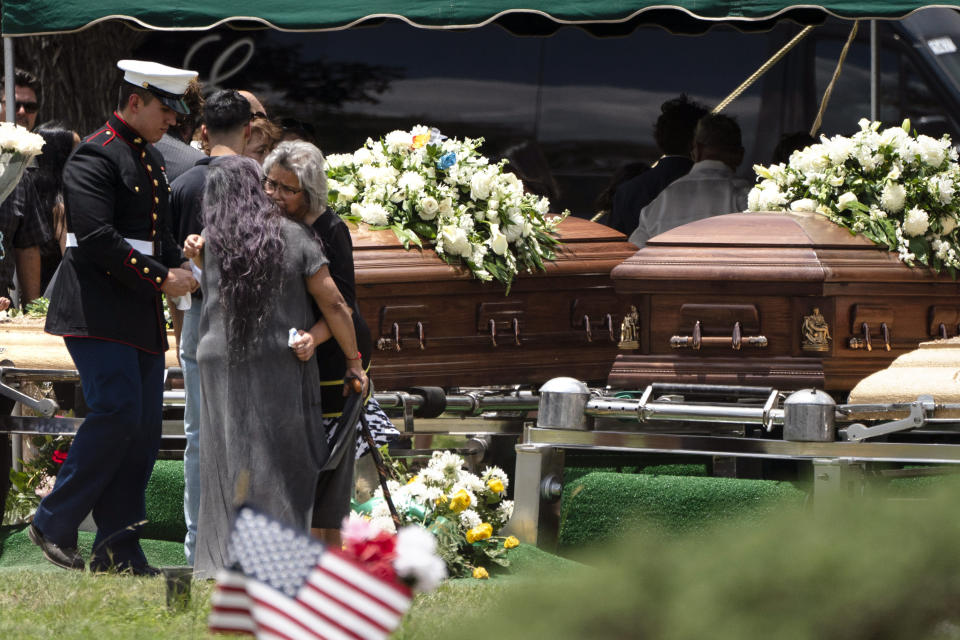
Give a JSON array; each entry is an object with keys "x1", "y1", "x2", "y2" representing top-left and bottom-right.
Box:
[{"x1": 194, "y1": 218, "x2": 330, "y2": 577}]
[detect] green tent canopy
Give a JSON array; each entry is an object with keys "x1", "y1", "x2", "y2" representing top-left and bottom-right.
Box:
[{"x1": 4, "y1": 1, "x2": 960, "y2": 36}]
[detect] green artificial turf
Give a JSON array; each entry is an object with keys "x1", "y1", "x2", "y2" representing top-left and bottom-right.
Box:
[
  {"x1": 0, "y1": 525, "x2": 186, "y2": 570},
  {"x1": 464, "y1": 481, "x2": 960, "y2": 640},
  {"x1": 559, "y1": 470, "x2": 807, "y2": 549},
  {"x1": 142, "y1": 459, "x2": 187, "y2": 543}
]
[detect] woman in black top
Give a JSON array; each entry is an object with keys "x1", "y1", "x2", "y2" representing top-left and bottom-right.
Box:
[{"x1": 262, "y1": 141, "x2": 398, "y2": 544}]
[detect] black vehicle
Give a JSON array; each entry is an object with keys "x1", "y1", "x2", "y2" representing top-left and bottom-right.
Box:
[{"x1": 137, "y1": 7, "x2": 960, "y2": 217}]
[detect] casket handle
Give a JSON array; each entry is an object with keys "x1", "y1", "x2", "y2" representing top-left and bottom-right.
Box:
[
  {"x1": 583, "y1": 314, "x2": 592, "y2": 343},
  {"x1": 513, "y1": 317, "x2": 521, "y2": 346},
  {"x1": 489, "y1": 318, "x2": 498, "y2": 347},
  {"x1": 416, "y1": 321, "x2": 425, "y2": 350},
  {"x1": 604, "y1": 314, "x2": 615, "y2": 342},
  {"x1": 374, "y1": 322, "x2": 402, "y2": 352},
  {"x1": 880, "y1": 322, "x2": 891, "y2": 352},
  {"x1": 670, "y1": 320, "x2": 767, "y2": 350},
  {"x1": 848, "y1": 322, "x2": 873, "y2": 351}
]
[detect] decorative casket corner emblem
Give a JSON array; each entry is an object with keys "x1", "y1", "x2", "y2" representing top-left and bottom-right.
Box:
[
  {"x1": 618, "y1": 305, "x2": 640, "y2": 350},
  {"x1": 801, "y1": 307, "x2": 832, "y2": 352}
]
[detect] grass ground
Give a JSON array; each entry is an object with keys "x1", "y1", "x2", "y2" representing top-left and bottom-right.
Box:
[{"x1": 0, "y1": 534, "x2": 572, "y2": 640}]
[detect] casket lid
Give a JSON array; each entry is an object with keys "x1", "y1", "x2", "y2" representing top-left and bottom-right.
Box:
[
  {"x1": 350, "y1": 215, "x2": 628, "y2": 250},
  {"x1": 613, "y1": 211, "x2": 959, "y2": 289},
  {"x1": 648, "y1": 211, "x2": 875, "y2": 249},
  {"x1": 352, "y1": 215, "x2": 637, "y2": 286}
]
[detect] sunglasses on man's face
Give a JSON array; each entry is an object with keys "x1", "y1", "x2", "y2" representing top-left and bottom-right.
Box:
[{"x1": 2, "y1": 100, "x2": 39, "y2": 114}]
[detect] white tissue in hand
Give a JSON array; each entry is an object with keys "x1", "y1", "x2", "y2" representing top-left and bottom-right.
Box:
[{"x1": 288, "y1": 328, "x2": 299, "y2": 347}]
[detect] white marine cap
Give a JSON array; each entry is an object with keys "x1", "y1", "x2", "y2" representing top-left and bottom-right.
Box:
[{"x1": 116, "y1": 59, "x2": 198, "y2": 115}]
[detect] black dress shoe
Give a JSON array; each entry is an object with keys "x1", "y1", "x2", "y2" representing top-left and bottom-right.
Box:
[
  {"x1": 27, "y1": 524, "x2": 85, "y2": 571},
  {"x1": 89, "y1": 559, "x2": 161, "y2": 577}
]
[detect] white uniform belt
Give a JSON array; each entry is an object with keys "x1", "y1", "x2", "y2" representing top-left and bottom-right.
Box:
[{"x1": 65, "y1": 233, "x2": 154, "y2": 256}]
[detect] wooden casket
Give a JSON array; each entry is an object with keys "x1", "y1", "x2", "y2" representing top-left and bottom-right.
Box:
[
  {"x1": 353, "y1": 217, "x2": 637, "y2": 388},
  {"x1": 608, "y1": 211, "x2": 960, "y2": 393},
  {"x1": 0, "y1": 317, "x2": 180, "y2": 370}
]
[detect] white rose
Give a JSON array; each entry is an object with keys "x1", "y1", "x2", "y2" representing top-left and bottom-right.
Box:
[
  {"x1": 438, "y1": 197, "x2": 454, "y2": 217},
  {"x1": 470, "y1": 171, "x2": 495, "y2": 200},
  {"x1": 336, "y1": 183, "x2": 357, "y2": 204},
  {"x1": 837, "y1": 191, "x2": 859, "y2": 210},
  {"x1": 941, "y1": 215, "x2": 957, "y2": 235},
  {"x1": 489, "y1": 223, "x2": 508, "y2": 256},
  {"x1": 790, "y1": 199, "x2": 817, "y2": 212},
  {"x1": 902, "y1": 207, "x2": 930, "y2": 237},
  {"x1": 440, "y1": 224, "x2": 472, "y2": 258},
  {"x1": 880, "y1": 182, "x2": 906, "y2": 213},
  {"x1": 418, "y1": 196, "x2": 439, "y2": 220}
]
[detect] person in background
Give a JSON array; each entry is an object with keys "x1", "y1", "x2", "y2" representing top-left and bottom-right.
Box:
[
  {"x1": 279, "y1": 117, "x2": 319, "y2": 146},
  {"x1": 0, "y1": 68, "x2": 51, "y2": 307},
  {"x1": 238, "y1": 90, "x2": 267, "y2": 120},
  {"x1": 243, "y1": 114, "x2": 281, "y2": 164},
  {"x1": 609, "y1": 95, "x2": 709, "y2": 235},
  {"x1": 629, "y1": 113, "x2": 750, "y2": 248},
  {"x1": 592, "y1": 161, "x2": 650, "y2": 227},
  {"x1": 262, "y1": 141, "x2": 398, "y2": 546},
  {"x1": 169, "y1": 89, "x2": 250, "y2": 564},
  {"x1": 190, "y1": 155, "x2": 366, "y2": 576},
  {"x1": 1, "y1": 68, "x2": 41, "y2": 130},
  {"x1": 32, "y1": 59, "x2": 198, "y2": 574},
  {"x1": 772, "y1": 131, "x2": 816, "y2": 166},
  {"x1": 154, "y1": 79, "x2": 206, "y2": 182},
  {"x1": 32, "y1": 122, "x2": 80, "y2": 292}
]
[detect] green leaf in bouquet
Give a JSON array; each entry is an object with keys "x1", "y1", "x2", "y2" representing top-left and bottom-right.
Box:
[
  {"x1": 410, "y1": 221, "x2": 437, "y2": 240},
  {"x1": 909, "y1": 237, "x2": 930, "y2": 264}
]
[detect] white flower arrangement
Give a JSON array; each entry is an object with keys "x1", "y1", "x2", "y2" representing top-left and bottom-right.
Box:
[
  {"x1": 326, "y1": 125, "x2": 567, "y2": 291},
  {"x1": 748, "y1": 119, "x2": 960, "y2": 272},
  {"x1": 358, "y1": 451, "x2": 518, "y2": 578},
  {"x1": 0, "y1": 122, "x2": 44, "y2": 207}
]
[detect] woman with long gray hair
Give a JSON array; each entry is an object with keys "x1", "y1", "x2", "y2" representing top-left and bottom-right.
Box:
[
  {"x1": 188, "y1": 155, "x2": 366, "y2": 576},
  {"x1": 263, "y1": 140, "x2": 398, "y2": 546}
]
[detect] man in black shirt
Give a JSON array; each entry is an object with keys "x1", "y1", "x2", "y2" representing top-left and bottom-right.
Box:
[{"x1": 169, "y1": 89, "x2": 251, "y2": 564}]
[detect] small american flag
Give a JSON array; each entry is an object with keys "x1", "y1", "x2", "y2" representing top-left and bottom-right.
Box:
[{"x1": 209, "y1": 506, "x2": 412, "y2": 639}]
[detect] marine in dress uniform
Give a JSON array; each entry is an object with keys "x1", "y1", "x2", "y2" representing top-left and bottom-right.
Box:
[{"x1": 30, "y1": 60, "x2": 199, "y2": 574}]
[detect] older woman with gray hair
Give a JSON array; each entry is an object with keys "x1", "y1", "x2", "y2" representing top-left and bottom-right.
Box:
[{"x1": 263, "y1": 140, "x2": 398, "y2": 546}]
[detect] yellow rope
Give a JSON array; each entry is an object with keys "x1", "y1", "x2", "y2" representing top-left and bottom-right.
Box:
[
  {"x1": 810, "y1": 20, "x2": 860, "y2": 137},
  {"x1": 713, "y1": 25, "x2": 816, "y2": 114}
]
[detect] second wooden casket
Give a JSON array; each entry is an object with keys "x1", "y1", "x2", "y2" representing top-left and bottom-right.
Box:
[
  {"x1": 352, "y1": 217, "x2": 637, "y2": 389},
  {"x1": 608, "y1": 211, "x2": 960, "y2": 393}
]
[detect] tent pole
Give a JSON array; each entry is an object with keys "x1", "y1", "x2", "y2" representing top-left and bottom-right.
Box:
[
  {"x1": 2, "y1": 36, "x2": 21, "y2": 474},
  {"x1": 870, "y1": 20, "x2": 878, "y2": 121},
  {"x1": 4, "y1": 38, "x2": 13, "y2": 124}
]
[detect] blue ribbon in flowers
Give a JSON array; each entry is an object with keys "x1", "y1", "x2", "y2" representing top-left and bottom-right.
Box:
[{"x1": 437, "y1": 152, "x2": 457, "y2": 171}]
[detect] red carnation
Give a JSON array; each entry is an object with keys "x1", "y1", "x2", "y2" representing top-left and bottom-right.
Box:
[{"x1": 52, "y1": 450, "x2": 68, "y2": 465}]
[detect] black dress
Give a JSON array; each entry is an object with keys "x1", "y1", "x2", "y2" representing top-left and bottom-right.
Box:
[{"x1": 309, "y1": 210, "x2": 397, "y2": 528}]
